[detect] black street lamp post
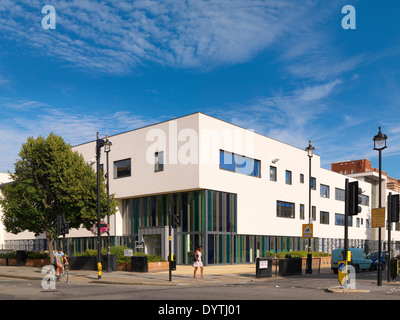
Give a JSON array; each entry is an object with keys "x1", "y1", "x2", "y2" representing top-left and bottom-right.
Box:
[
  {"x1": 373, "y1": 126, "x2": 387, "y2": 287},
  {"x1": 104, "y1": 135, "x2": 112, "y2": 272},
  {"x1": 95, "y1": 132, "x2": 105, "y2": 280},
  {"x1": 305, "y1": 140, "x2": 315, "y2": 275}
]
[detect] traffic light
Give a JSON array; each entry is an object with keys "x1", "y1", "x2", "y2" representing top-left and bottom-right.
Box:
[
  {"x1": 347, "y1": 181, "x2": 362, "y2": 216},
  {"x1": 56, "y1": 215, "x2": 69, "y2": 236},
  {"x1": 56, "y1": 215, "x2": 63, "y2": 235},
  {"x1": 172, "y1": 212, "x2": 180, "y2": 229},
  {"x1": 389, "y1": 194, "x2": 400, "y2": 223}
]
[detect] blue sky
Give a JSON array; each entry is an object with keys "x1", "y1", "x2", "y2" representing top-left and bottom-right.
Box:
[{"x1": 1, "y1": 0, "x2": 400, "y2": 178}]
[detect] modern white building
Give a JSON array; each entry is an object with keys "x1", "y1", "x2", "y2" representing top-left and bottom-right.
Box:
[{"x1": 1, "y1": 113, "x2": 398, "y2": 264}]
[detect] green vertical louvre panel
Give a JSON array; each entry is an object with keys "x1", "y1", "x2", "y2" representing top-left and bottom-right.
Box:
[
  {"x1": 134, "y1": 198, "x2": 139, "y2": 234},
  {"x1": 138, "y1": 198, "x2": 143, "y2": 230},
  {"x1": 213, "y1": 192, "x2": 217, "y2": 232},
  {"x1": 188, "y1": 192, "x2": 192, "y2": 232},
  {"x1": 201, "y1": 191, "x2": 205, "y2": 232},
  {"x1": 157, "y1": 195, "x2": 163, "y2": 226},
  {"x1": 226, "y1": 235, "x2": 231, "y2": 264},
  {"x1": 143, "y1": 197, "x2": 147, "y2": 227},
  {"x1": 194, "y1": 191, "x2": 199, "y2": 232},
  {"x1": 262, "y1": 236, "x2": 265, "y2": 255},
  {"x1": 219, "y1": 235, "x2": 223, "y2": 264},
  {"x1": 233, "y1": 194, "x2": 237, "y2": 232},
  {"x1": 240, "y1": 236, "x2": 244, "y2": 263},
  {"x1": 163, "y1": 194, "x2": 167, "y2": 226},
  {"x1": 129, "y1": 199, "x2": 134, "y2": 234},
  {"x1": 207, "y1": 190, "x2": 212, "y2": 231}
]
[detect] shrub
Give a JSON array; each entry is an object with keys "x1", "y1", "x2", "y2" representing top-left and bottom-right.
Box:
[
  {"x1": 0, "y1": 252, "x2": 16, "y2": 259},
  {"x1": 73, "y1": 246, "x2": 167, "y2": 263},
  {"x1": 26, "y1": 251, "x2": 49, "y2": 259},
  {"x1": 274, "y1": 251, "x2": 331, "y2": 258}
]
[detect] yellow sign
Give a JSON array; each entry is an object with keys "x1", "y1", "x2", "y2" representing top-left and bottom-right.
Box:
[
  {"x1": 338, "y1": 261, "x2": 347, "y2": 285},
  {"x1": 372, "y1": 207, "x2": 386, "y2": 228},
  {"x1": 302, "y1": 224, "x2": 313, "y2": 238}
]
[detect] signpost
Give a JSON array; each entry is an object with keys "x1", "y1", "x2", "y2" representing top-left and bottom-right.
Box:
[
  {"x1": 124, "y1": 249, "x2": 133, "y2": 272},
  {"x1": 302, "y1": 224, "x2": 313, "y2": 238},
  {"x1": 371, "y1": 207, "x2": 386, "y2": 228}
]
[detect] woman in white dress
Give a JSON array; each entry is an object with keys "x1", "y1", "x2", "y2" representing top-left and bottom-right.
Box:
[{"x1": 193, "y1": 246, "x2": 204, "y2": 279}]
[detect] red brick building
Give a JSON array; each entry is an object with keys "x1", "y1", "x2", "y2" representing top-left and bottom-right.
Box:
[{"x1": 331, "y1": 159, "x2": 400, "y2": 192}]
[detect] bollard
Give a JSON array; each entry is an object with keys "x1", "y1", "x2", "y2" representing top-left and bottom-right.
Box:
[{"x1": 98, "y1": 262, "x2": 102, "y2": 279}]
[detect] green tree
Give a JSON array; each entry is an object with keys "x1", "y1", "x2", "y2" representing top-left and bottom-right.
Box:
[{"x1": 0, "y1": 133, "x2": 118, "y2": 260}]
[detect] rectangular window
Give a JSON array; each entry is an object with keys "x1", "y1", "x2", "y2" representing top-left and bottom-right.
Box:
[
  {"x1": 312, "y1": 206, "x2": 316, "y2": 221},
  {"x1": 300, "y1": 204, "x2": 305, "y2": 220},
  {"x1": 311, "y1": 177, "x2": 316, "y2": 190},
  {"x1": 219, "y1": 150, "x2": 261, "y2": 177},
  {"x1": 114, "y1": 158, "x2": 131, "y2": 178},
  {"x1": 360, "y1": 194, "x2": 369, "y2": 206},
  {"x1": 335, "y1": 188, "x2": 345, "y2": 201},
  {"x1": 320, "y1": 184, "x2": 330, "y2": 198},
  {"x1": 270, "y1": 166, "x2": 277, "y2": 181},
  {"x1": 300, "y1": 174, "x2": 304, "y2": 184},
  {"x1": 219, "y1": 150, "x2": 235, "y2": 171},
  {"x1": 285, "y1": 170, "x2": 292, "y2": 185},
  {"x1": 320, "y1": 211, "x2": 329, "y2": 224},
  {"x1": 335, "y1": 213, "x2": 353, "y2": 226},
  {"x1": 155, "y1": 151, "x2": 164, "y2": 172},
  {"x1": 277, "y1": 201, "x2": 295, "y2": 219}
]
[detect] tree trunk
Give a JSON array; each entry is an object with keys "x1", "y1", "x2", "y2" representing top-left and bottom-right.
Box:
[{"x1": 46, "y1": 232, "x2": 54, "y2": 263}]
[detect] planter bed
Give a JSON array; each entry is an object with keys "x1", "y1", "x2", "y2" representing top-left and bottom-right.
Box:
[
  {"x1": 117, "y1": 261, "x2": 169, "y2": 272},
  {"x1": 0, "y1": 258, "x2": 17, "y2": 266},
  {"x1": 25, "y1": 259, "x2": 51, "y2": 267}
]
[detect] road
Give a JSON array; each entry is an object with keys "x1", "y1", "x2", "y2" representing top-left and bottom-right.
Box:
[{"x1": 1, "y1": 270, "x2": 400, "y2": 302}]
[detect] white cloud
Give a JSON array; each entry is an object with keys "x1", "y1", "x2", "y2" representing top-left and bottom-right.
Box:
[
  {"x1": 214, "y1": 80, "x2": 342, "y2": 147},
  {"x1": 0, "y1": 101, "x2": 160, "y2": 172},
  {"x1": 0, "y1": 0, "x2": 326, "y2": 73}
]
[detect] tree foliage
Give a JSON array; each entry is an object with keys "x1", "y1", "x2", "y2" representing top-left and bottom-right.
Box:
[{"x1": 0, "y1": 133, "x2": 118, "y2": 251}]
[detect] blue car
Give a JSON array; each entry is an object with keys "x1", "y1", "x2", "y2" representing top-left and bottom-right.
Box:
[
  {"x1": 331, "y1": 248, "x2": 374, "y2": 273},
  {"x1": 367, "y1": 251, "x2": 386, "y2": 270}
]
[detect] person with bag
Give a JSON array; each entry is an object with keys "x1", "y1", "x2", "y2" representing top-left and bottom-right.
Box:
[{"x1": 193, "y1": 245, "x2": 204, "y2": 279}]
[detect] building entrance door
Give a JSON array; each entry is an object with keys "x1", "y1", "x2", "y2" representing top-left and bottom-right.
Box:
[{"x1": 144, "y1": 234, "x2": 162, "y2": 256}]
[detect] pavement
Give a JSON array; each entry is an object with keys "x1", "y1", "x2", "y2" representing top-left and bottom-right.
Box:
[
  {"x1": 0, "y1": 263, "x2": 278, "y2": 287},
  {"x1": 1, "y1": 264, "x2": 400, "y2": 294}
]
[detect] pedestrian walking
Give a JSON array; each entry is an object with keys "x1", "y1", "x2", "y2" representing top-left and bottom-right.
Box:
[{"x1": 193, "y1": 246, "x2": 204, "y2": 279}]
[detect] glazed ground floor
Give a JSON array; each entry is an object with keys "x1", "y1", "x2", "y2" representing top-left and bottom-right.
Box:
[
  {"x1": 5, "y1": 235, "x2": 395, "y2": 266},
  {"x1": 3, "y1": 188, "x2": 400, "y2": 263}
]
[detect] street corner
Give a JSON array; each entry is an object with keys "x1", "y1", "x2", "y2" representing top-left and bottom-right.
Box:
[{"x1": 324, "y1": 286, "x2": 370, "y2": 293}]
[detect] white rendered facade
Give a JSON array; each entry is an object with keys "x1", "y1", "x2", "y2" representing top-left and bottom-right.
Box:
[{"x1": 1, "y1": 113, "x2": 398, "y2": 263}]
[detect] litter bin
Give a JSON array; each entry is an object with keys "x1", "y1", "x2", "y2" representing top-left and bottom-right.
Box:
[
  {"x1": 278, "y1": 257, "x2": 302, "y2": 276},
  {"x1": 256, "y1": 257, "x2": 272, "y2": 278},
  {"x1": 102, "y1": 254, "x2": 117, "y2": 272},
  {"x1": 16, "y1": 250, "x2": 27, "y2": 266},
  {"x1": 389, "y1": 258, "x2": 399, "y2": 280},
  {"x1": 131, "y1": 255, "x2": 148, "y2": 272}
]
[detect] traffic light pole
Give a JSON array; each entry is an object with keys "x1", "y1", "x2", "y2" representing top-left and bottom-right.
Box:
[
  {"x1": 388, "y1": 192, "x2": 392, "y2": 282},
  {"x1": 377, "y1": 148, "x2": 383, "y2": 286},
  {"x1": 96, "y1": 132, "x2": 104, "y2": 280},
  {"x1": 169, "y1": 205, "x2": 172, "y2": 282},
  {"x1": 344, "y1": 179, "x2": 349, "y2": 268}
]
